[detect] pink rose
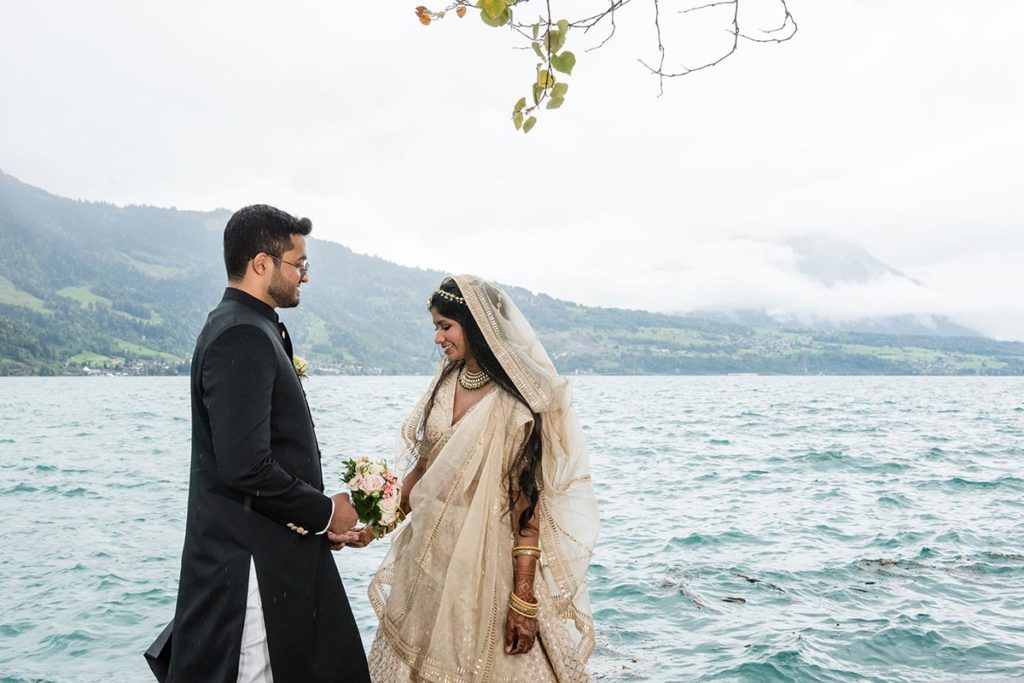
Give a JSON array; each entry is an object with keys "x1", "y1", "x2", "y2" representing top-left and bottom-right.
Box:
[{"x1": 379, "y1": 495, "x2": 401, "y2": 526}]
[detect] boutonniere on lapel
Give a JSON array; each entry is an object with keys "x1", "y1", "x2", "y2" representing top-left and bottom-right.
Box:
[{"x1": 292, "y1": 354, "x2": 309, "y2": 380}]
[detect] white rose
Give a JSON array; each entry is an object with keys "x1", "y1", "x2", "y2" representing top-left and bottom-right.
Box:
[
  {"x1": 366, "y1": 461, "x2": 386, "y2": 476},
  {"x1": 361, "y1": 473, "x2": 386, "y2": 493},
  {"x1": 347, "y1": 473, "x2": 365, "y2": 492}
]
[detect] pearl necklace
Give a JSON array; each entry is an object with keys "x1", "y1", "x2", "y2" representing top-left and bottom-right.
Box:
[{"x1": 458, "y1": 365, "x2": 491, "y2": 391}]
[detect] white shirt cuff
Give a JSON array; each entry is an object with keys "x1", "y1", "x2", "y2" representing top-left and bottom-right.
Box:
[{"x1": 315, "y1": 498, "x2": 334, "y2": 535}]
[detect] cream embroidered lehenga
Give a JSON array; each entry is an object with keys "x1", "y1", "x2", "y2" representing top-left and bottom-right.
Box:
[{"x1": 367, "y1": 275, "x2": 599, "y2": 683}]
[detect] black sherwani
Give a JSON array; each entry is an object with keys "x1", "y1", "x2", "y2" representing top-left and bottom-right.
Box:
[{"x1": 168, "y1": 288, "x2": 369, "y2": 682}]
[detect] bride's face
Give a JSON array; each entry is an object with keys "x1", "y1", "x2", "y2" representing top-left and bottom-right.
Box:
[{"x1": 432, "y1": 308, "x2": 469, "y2": 362}]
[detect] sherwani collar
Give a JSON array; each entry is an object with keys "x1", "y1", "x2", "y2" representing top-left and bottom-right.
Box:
[{"x1": 222, "y1": 287, "x2": 279, "y2": 323}]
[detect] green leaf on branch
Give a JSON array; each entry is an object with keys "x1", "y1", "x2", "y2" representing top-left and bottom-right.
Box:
[
  {"x1": 477, "y1": 1, "x2": 509, "y2": 26},
  {"x1": 523, "y1": 116, "x2": 537, "y2": 133},
  {"x1": 513, "y1": 96, "x2": 527, "y2": 114},
  {"x1": 532, "y1": 22, "x2": 540, "y2": 40},
  {"x1": 551, "y1": 83, "x2": 568, "y2": 98},
  {"x1": 478, "y1": 0, "x2": 504, "y2": 20},
  {"x1": 544, "y1": 30, "x2": 565, "y2": 55},
  {"x1": 557, "y1": 19, "x2": 569, "y2": 34},
  {"x1": 536, "y1": 69, "x2": 555, "y2": 89},
  {"x1": 551, "y1": 51, "x2": 576, "y2": 75},
  {"x1": 532, "y1": 41, "x2": 545, "y2": 60},
  {"x1": 546, "y1": 96, "x2": 565, "y2": 110},
  {"x1": 532, "y1": 83, "x2": 542, "y2": 105},
  {"x1": 513, "y1": 111, "x2": 524, "y2": 130}
]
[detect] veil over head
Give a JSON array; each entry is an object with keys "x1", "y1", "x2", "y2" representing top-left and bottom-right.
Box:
[{"x1": 451, "y1": 275, "x2": 569, "y2": 414}]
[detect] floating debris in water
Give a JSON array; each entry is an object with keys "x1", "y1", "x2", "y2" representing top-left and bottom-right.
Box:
[
  {"x1": 678, "y1": 584, "x2": 709, "y2": 610},
  {"x1": 734, "y1": 572, "x2": 785, "y2": 592}
]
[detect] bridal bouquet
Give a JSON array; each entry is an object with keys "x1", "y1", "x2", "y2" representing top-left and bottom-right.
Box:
[{"x1": 342, "y1": 457, "x2": 403, "y2": 536}]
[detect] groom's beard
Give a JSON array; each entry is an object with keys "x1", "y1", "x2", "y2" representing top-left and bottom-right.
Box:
[{"x1": 268, "y1": 270, "x2": 301, "y2": 308}]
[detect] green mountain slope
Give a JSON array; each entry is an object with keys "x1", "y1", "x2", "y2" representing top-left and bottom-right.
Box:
[{"x1": 1, "y1": 171, "x2": 1023, "y2": 375}]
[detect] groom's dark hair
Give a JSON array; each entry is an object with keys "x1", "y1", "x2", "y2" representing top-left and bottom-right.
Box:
[{"x1": 223, "y1": 204, "x2": 312, "y2": 281}]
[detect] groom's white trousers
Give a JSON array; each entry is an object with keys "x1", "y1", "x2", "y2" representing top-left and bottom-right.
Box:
[{"x1": 237, "y1": 558, "x2": 274, "y2": 683}]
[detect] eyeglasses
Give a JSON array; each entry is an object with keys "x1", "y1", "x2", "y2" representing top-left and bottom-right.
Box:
[{"x1": 270, "y1": 255, "x2": 310, "y2": 277}]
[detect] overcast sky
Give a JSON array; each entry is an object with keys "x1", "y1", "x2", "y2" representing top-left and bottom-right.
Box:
[{"x1": 1, "y1": 1, "x2": 1022, "y2": 338}]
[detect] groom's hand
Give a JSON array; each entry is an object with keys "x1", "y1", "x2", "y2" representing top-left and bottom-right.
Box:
[{"x1": 329, "y1": 492, "x2": 359, "y2": 534}]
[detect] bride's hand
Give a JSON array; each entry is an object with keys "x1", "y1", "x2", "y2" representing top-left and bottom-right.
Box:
[
  {"x1": 327, "y1": 529, "x2": 359, "y2": 551},
  {"x1": 345, "y1": 526, "x2": 377, "y2": 548},
  {"x1": 504, "y1": 605, "x2": 538, "y2": 655}
]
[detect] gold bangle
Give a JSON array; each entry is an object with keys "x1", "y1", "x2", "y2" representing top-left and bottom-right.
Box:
[
  {"x1": 508, "y1": 602, "x2": 538, "y2": 619},
  {"x1": 508, "y1": 592, "x2": 539, "y2": 617},
  {"x1": 511, "y1": 545, "x2": 541, "y2": 558},
  {"x1": 508, "y1": 593, "x2": 539, "y2": 619},
  {"x1": 509, "y1": 591, "x2": 539, "y2": 606}
]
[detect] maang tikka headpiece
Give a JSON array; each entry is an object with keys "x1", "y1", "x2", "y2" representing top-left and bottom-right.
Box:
[{"x1": 427, "y1": 288, "x2": 465, "y2": 307}]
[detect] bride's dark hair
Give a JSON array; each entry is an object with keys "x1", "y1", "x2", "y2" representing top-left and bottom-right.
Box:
[{"x1": 419, "y1": 278, "x2": 543, "y2": 536}]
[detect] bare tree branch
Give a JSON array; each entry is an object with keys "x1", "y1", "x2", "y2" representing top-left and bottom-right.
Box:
[
  {"x1": 586, "y1": 0, "x2": 619, "y2": 52},
  {"x1": 740, "y1": 3, "x2": 797, "y2": 44},
  {"x1": 681, "y1": 1, "x2": 735, "y2": 14},
  {"x1": 512, "y1": 0, "x2": 796, "y2": 86},
  {"x1": 637, "y1": 0, "x2": 668, "y2": 96},
  {"x1": 563, "y1": 0, "x2": 632, "y2": 30},
  {"x1": 434, "y1": 0, "x2": 797, "y2": 109},
  {"x1": 639, "y1": 0, "x2": 796, "y2": 81}
]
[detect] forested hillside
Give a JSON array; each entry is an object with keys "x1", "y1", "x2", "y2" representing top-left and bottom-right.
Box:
[{"x1": 2, "y1": 172, "x2": 1023, "y2": 376}]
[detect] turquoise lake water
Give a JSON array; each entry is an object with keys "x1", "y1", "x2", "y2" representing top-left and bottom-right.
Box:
[{"x1": 1, "y1": 376, "x2": 1023, "y2": 682}]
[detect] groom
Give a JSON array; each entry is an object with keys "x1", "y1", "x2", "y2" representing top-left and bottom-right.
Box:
[{"x1": 161, "y1": 205, "x2": 370, "y2": 682}]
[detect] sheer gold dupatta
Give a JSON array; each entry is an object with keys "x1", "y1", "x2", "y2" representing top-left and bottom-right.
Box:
[
  {"x1": 367, "y1": 276, "x2": 598, "y2": 682},
  {"x1": 453, "y1": 275, "x2": 598, "y2": 667}
]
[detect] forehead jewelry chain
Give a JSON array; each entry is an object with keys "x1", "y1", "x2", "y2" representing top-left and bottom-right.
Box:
[{"x1": 458, "y1": 365, "x2": 491, "y2": 391}]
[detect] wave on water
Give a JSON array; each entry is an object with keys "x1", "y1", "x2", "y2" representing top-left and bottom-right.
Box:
[
  {"x1": 666, "y1": 530, "x2": 762, "y2": 548},
  {"x1": 929, "y1": 476, "x2": 1024, "y2": 491}
]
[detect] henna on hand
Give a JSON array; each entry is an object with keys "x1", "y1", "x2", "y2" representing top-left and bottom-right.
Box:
[
  {"x1": 504, "y1": 609, "x2": 538, "y2": 655},
  {"x1": 513, "y1": 574, "x2": 536, "y2": 601}
]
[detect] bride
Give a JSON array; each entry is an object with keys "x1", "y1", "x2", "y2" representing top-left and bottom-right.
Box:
[{"x1": 355, "y1": 275, "x2": 599, "y2": 683}]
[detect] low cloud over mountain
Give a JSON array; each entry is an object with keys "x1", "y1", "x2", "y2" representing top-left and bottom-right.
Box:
[{"x1": 625, "y1": 234, "x2": 1016, "y2": 340}]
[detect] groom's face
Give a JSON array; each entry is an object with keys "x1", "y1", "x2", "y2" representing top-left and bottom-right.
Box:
[{"x1": 267, "y1": 234, "x2": 308, "y2": 309}]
